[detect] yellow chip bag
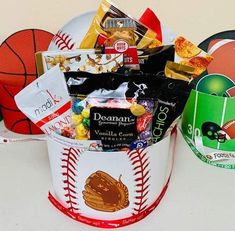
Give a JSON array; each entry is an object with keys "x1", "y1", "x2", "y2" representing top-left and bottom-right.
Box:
[
  {"x1": 165, "y1": 61, "x2": 196, "y2": 82},
  {"x1": 79, "y1": 0, "x2": 162, "y2": 49}
]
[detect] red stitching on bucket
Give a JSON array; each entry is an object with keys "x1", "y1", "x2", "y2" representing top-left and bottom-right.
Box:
[
  {"x1": 128, "y1": 148, "x2": 150, "y2": 215},
  {"x1": 53, "y1": 30, "x2": 75, "y2": 50},
  {"x1": 61, "y1": 147, "x2": 80, "y2": 212}
]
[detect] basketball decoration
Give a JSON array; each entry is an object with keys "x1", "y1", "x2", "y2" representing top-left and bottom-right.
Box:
[
  {"x1": 0, "y1": 83, "x2": 42, "y2": 134},
  {"x1": 0, "y1": 29, "x2": 54, "y2": 134}
]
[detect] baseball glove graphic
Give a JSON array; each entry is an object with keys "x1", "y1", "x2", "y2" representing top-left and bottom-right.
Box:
[{"x1": 82, "y1": 171, "x2": 129, "y2": 212}]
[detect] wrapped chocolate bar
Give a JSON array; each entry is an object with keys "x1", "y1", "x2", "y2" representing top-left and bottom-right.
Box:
[
  {"x1": 79, "y1": 0, "x2": 161, "y2": 50},
  {"x1": 65, "y1": 71, "x2": 191, "y2": 150}
]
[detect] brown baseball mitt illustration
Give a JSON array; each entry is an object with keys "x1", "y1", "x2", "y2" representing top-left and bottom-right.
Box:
[{"x1": 82, "y1": 171, "x2": 129, "y2": 212}]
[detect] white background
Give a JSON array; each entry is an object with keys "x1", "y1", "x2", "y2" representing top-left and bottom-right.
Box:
[{"x1": 0, "y1": 0, "x2": 235, "y2": 230}]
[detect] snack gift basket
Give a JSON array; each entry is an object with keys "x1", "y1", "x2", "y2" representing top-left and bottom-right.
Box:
[
  {"x1": 46, "y1": 131, "x2": 176, "y2": 228},
  {"x1": 13, "y1": 0, "x2": 214, "y2": 228}
]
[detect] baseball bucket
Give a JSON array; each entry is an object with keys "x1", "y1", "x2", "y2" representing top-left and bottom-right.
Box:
[
  {"x1": 46, "y1": 130, "x2": 176, "y2": 228},
  {"x1": 181, "y1": 89, "x2": 235, "y2": 169}
]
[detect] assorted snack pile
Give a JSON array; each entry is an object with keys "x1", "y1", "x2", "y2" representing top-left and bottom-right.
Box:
[{"x1": 16, "y1": 0, "x2": 213, "y2": 151}]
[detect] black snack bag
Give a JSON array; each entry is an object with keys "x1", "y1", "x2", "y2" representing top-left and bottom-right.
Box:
[
  {"x1": 152, "y1": 83, "x2": 191, "y2": 143},
  {"x1": 138, "y1": 45, "x2": 175, "y2": 73},
  {"x1": 65, "y1": 71, "x2": 191, "y2": 148}
]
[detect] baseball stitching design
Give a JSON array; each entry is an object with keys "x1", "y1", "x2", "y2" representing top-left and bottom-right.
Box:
[
  {"x1": 52, "y1": 30, "x2": 75, "y2": 50},
  {"x1": 61, "y1": 147, "x2": 81, "y2": 212},
  {"x1": 128, "y1": 148, "x2": 150, "y2": 215}
]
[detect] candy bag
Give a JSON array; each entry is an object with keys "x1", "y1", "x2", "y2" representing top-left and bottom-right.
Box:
[
  {"x1": 79, "y1": 0, "x2": 162, "y2": 50},
  {"x1": 70, "y1": 95, "x2": 155, "y2": 151},
  {"x1": 15, "y1": 66, "x2": 71, "y2": 135}
]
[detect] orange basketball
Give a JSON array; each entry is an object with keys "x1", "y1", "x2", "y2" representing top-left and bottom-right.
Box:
[{"x1": 0, "y1": 29, "x2": 54, "y2": 134}]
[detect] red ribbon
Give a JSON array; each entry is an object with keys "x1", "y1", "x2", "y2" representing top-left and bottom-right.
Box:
[
  {"x1": 139, "y1": 8, "x2": 163, "y2": 43},
  {"x1": 48, "y1": 177, "x2": 169, "y2": 229}
]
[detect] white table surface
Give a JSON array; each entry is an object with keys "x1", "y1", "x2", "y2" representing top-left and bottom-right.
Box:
[{"x1": 0, "y1": 125, "x2": 234, "y2": 231}]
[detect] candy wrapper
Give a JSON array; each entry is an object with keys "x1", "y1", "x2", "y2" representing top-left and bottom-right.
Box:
[
  {"x1": 65, "y1": 71, "x2": 191, "y2": 150},
  {"x1": 15, "y1": 66, "x2": 71, "y2": 135},
  {"x1": 36, "y1": 49, "x2": 124, "y2": 76},
  {"x1": 79, "y1": 0, "x2": 162, "y2": 50}
]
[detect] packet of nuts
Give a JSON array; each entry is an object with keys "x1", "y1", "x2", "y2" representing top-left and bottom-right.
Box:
[{"x1": 36, "y1": 49, "x2": 124, "y2": 76}]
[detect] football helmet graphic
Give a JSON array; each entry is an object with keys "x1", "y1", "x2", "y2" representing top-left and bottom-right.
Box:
[{"x1": 202, "y1": 122, "x2": 227, "y2": 143}]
